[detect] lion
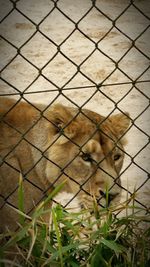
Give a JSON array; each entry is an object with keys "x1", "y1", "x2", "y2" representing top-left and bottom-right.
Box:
[{"x1": 0, "y1": 97, "x2": 130, "y2": 232}]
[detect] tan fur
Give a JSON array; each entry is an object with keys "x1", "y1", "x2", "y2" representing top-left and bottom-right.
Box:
[{"x1": 0, "y1": 97, "x2": 130, "y2": 232}]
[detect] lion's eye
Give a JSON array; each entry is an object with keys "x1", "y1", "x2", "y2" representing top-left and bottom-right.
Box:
[
  {"x1": 81, "y1": 153, "x2": 93, "y2": 162},
  {"x1": 114, "y1": 154, "x2": 121, "y2": 161}
]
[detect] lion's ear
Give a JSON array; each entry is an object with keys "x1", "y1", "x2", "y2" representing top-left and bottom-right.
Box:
[
  {"x1": 109, "y1": 112, "x2": 130, "y2": 139},
  {"x1": 45, "y1": 104, "x2": 78, "y2": 144}
]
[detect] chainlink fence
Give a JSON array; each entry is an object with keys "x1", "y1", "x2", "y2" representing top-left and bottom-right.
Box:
[{"x1": 0, "y1": 0, "x2": 150, "y2": 226}]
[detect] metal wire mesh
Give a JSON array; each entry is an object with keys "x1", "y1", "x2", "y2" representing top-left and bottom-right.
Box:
[{"x1": 0, "y1": 0, "x2": 150, "y2": 227}]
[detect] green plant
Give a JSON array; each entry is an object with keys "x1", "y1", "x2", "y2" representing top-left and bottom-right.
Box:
[{"x1": 0, "y1": 181, "x2": 150, "y2": 267}]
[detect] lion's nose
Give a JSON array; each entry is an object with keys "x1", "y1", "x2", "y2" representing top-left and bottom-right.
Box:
[{"x1": 99, "y1": 190, "x2": 119, "y2": 206}]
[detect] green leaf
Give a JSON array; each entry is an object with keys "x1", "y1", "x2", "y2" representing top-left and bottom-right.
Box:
[
  {"x1": 70, "y1": 261, "x2": 80, "y2": 267},
  {"x1": 91, "y1": 249, "x2": 107, "y2": 267},
  {"x1": 50, "y1": 242, "x2": 80, "y2": 260},
  {"x1": 32, "y1": 181, "x2": 67, "y2": 220},
  {"x1": 101, "y1": 238, "x2": 127, "y2": 255},
  {"x1": 54, "y1": 204, "x2": 64, "y2": 221},
  {"x1": 43, "y1": 180, "x2": 67, "y2": 207},
  {"x1": 52, "y1": 208, "x2": 63, "y2": 267},
  {"x1": 3, "y1": 224, "x2": 30, "y2": 249}
]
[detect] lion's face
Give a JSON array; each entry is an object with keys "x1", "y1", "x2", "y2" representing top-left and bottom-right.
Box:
[
  {"x1": 44, "y1": 105, "x2": 130, "y2": 207},
  {"x1": 0, "y1": 99, "x2": 130, "y2": 232}
]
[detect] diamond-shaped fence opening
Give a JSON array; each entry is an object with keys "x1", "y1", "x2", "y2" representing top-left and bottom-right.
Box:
[{"x1": 0, "y1": 0, "x2": 150, "y2": 233}]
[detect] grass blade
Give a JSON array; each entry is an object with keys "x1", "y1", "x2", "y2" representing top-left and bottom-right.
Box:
[
  {"x1": 52, "y1": 208, "x2": 63, "y2": 267},
  {"x1": 18, "y1": 173, "x2": 25, "y2": 225}
]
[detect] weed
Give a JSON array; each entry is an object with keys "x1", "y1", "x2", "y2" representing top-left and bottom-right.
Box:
[{"x1": 0, "y1": 182, "x2": 150, "y2": 267}]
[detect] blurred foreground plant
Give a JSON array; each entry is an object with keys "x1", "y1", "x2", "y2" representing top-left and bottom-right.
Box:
[{"x1": 0, "y1": 179, "x2": 150, "y2": 267}]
